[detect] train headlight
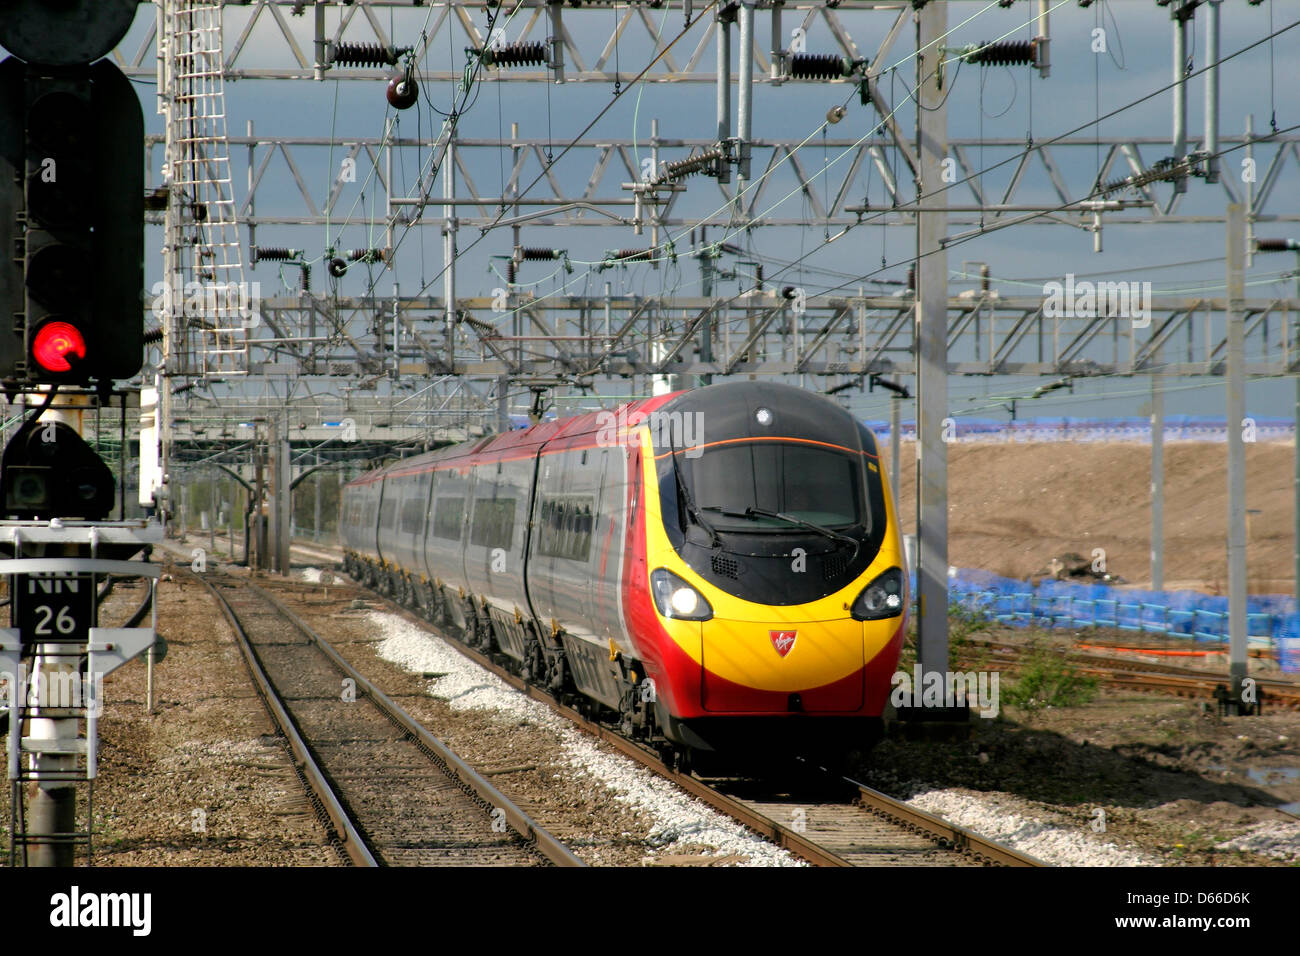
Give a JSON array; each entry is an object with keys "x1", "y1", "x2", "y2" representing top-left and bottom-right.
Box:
[
  {"x1": 851, "y1": 567, "x2": 905, "y2": 621},
  {"x1": 650, "y1": 568, "x2": 713, "y2": 622}
]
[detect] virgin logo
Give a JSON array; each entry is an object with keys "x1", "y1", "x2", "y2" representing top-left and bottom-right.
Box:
[{"x1": 770, "y1": 630, "x2": 797, "y2": 658}]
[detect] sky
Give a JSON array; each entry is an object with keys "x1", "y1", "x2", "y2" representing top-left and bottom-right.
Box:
[{"x1": 6, "y1": 0, "x2": 1300, "y2": 425}]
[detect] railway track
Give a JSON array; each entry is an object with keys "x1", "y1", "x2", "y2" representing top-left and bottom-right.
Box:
[
  {"x1": 242, "y1": 538, "x2": 1300, "y2": 713},
  {"x1": 960, "y1": 638, "x2": 1300, "y2": 711},
  {"x1": 260, "y1": 571, "x2": 1043, "y2": 868},
  {"x1": 197, "y1": 571, "x2": 585, "y2": 867}
]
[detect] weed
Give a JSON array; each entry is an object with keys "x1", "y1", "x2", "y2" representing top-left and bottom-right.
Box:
[{"x1": 1003, "y1": 645, "x2": 1099, "y2": 711}]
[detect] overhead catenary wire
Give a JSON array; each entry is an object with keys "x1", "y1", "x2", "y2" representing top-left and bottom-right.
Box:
[
  {"x1": 474, "y1": 8, "x2": 1300, "y2": 339},
  {"x1": 490, "y1": 0, "x2": 1096, "y2": 287},
  {"x1": 259, "y1": 1, "x2": 1295, "y2": 410},
  {"x1": 322, "y1": 0, "x2": 1049, "y2": 357},
  {"x1": 476, "y1": 97, "x2": 1300, "y2": 368},
  {"x1": 394, "y1": 0, "x2": 1032, "y2": 309}
]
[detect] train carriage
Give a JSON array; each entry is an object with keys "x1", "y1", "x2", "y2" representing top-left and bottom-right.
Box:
[{"x1": 342, "y1": 381, "x2": 907, "y2": 765}]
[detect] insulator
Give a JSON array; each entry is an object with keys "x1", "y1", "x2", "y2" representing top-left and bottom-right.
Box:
[
  {"x1": 480, "y1": 41, "x2": 547, "y2": 68},
  {"x1": 1097, "y1": 175, "x2": 1131, "y2": 196},
  {"x1": 960, "y1": 40, "x2": 1035, "y2": 67},
  {"x1": 520, "y1": 247, "x2": 562, "y2": 261},
  {"x1": 1257, "y1": 239, "x2": 1295, "y2": 252},
  {"x1": 611, "y1": 249, "x2": 652, "y2": 263},
  {"x1": 790, "y1": 53, "x2": 853, "y2": 80},
  {"x1": 300, "y1": 264, "x2": 311, "y2": 293},
  {"x1": 328, "y1": 257, "x2": 348, "y2": 278},
  {"x1": 347, "y1": 248, "x2": 386, "y2": 263},
  {"x1": 387, "y1": 74, "x2": 419, "y2": 110},
  {"x1": 507, "y1": 261, "x2": 517, "y2": 284},
  {"x1": 332, "y1": 43, "x2": 399, "y2": 68},
  {"x1": 143, "y1": 326, "x2": 164, "y2": 345},
  {"x1": 254, "y1": 247, "x2": 297, "y2": 262},
  {"x1": 655, "y1": 149, "x2": 723, "y2": 183},
  {"x1": 1097, "y1": 158, "x2": 1184, "y2": 197}
]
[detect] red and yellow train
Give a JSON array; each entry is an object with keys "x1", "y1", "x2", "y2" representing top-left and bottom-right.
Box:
[{"x1": 341, "y1": 381, "x2": 906, "y2": 767}]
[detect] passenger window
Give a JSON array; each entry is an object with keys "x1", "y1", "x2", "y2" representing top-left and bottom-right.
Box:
[
  {"x1": 432, "y1": 497, "x2": 465, "y2": 540},
  {"x1": 537, "y1": 494, "x2": 595, "y2": 562},
  {"x1": 470, "y1": 498, "x2": 515, "y2": 549}
]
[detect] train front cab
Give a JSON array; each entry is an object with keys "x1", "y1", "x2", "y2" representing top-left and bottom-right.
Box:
[{"x1": 631, "y1": 401, "x2": 907, "y2": 759}]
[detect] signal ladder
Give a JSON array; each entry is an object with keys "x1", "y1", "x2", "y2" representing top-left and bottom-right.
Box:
[{"x1": 158, "y1": 0, "x2": 248, "y2": 377}]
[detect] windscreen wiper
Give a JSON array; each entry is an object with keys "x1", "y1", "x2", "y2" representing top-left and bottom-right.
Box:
[
  {"x1": 701, "y1": 505, "x2": 859, "y2": 559},
  {"x1": 670, "y1": 450, "x2": 722, "y2": 549}
]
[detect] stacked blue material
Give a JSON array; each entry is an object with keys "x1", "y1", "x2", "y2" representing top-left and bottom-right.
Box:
[
  {"x1": 867, "y1": 415, "x2": 1294, "y2": 443},
  {"x1": 1277, "y1": 614, "x2": 1300, "y2": 674},
  {"x1": 908, "y1": 567, "x2": 1295, "y2": 654}
]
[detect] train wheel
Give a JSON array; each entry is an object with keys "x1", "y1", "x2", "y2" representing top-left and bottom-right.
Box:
[{"x1": 673, "y1": 748, "x2": 693, "y2": 776}]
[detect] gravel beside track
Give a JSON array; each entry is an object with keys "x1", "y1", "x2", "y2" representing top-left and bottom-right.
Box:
[
  {"x1": 294, "y1": 559, "x2": 1041, "y2": 867},
  {"x1": 202, "y1": 574, "x2": 574, "y2": 867}
]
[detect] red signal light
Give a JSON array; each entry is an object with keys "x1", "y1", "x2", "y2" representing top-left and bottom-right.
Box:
[{"x1": 31, "y1": 321, "x2": 86, "y2": 373}]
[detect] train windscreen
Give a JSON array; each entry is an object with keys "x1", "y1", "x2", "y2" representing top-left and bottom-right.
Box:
[{"x1": 684, "y1": 442, "x2": 864, "y2": 532}]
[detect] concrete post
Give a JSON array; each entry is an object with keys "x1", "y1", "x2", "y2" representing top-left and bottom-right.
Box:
[
  {"x1": 1226, "y1": 203, "x2": 1248, "y2": 706},
  {"x1": 1151, "y1": 363, "x2": 1164, "y2": 590},
  {"x1": 915, "y1": 1, "x2": 950, "y2": 683}
]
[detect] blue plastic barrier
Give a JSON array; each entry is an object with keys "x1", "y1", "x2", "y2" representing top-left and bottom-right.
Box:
[
  {"x1": 869, "y1": 415, "x2": 1294, "y2": 444},
  {"x1": 1278, "y1": 615, "x2": 1300, "y2": 674},
  {"x1": 918, "y1": 567, "x2": 1296, "y2": 656}
]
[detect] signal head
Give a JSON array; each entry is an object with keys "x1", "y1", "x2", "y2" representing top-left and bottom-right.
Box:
[
  {"x1": 0, "y1": 418, "x2": 115, "y2": 520},
  {"x1": 31, "y1": 319, "x2": 87, "y2": 376}
]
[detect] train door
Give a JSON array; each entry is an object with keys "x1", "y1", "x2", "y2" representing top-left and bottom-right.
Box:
[
  {"x1": 376, "y1": 477, "x2": 398, "y2": 569},
  {"x1": 372, "y1": 477, "x2": 387, "y2": 567},
  {"x1": 602, "y1": 445, "x2": 635, "y2": 644},
  {"x1": 424, "y1": 464, "x2": 472, "y2": 626},
  {"x1": 587, "y1": 447, "x2": 620, "y2": 638},
  {"x1": 394, "y1": 469, "x2": 430, "y2": 576},
  {"x1": 418, "y1": 469, "x2": 437, "y2": 583},
  {"x1": 520, "y1": 449, "x2": 544, "y2": 624},
  {"x1": 530, "y1": 448, "x2": 596, "y2": 633}
]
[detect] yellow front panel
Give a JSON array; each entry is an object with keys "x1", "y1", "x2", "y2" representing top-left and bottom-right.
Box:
[
  {"x1": 702, "y1": 617, "x2": 865, "y2": 692},
  {"x1": 637, "y1": 430, "x2": 906, "y2": 706}
]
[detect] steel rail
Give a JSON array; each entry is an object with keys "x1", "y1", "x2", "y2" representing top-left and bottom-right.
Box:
[
  {"x1": 315, "y1": 576, "x2": 1043, "y2": 867},
  {"x1": 250, "y1": 583, "x2": 587, "y2": 867},
  {"x1": 847, "y1": 776, "x2": 1043, "y2": 867},
  {"x1": 204, "y1": 576, "x2": 379, "y2": 867},
  {"x1": 956, "y1": 639, "x2": 1300, "y2": 710}
]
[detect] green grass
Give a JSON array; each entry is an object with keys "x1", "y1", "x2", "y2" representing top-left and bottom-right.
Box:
[{"x1": 1002, "y1": 644, "x2": 1100, "y2": 712}]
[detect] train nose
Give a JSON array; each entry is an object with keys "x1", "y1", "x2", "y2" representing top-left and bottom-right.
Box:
[{"x1": 699, "y1": 617, "x2": 866, "y2": 712}]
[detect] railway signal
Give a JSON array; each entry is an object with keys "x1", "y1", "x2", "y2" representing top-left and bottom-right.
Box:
[
  {"x1": 0, "y1": 418, "x2": 116, "y2": 521},
  {"x1": 0, "y1": 3, "x2": 145, "y2": 387}
]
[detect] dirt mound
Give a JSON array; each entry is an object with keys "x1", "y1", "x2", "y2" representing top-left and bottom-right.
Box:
[{"x1": 887, "y1": 441, "x2": 1295, "y2": 594}]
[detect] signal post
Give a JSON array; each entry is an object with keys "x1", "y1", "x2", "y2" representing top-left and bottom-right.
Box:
[{"x1": 0, "y1": 0, "x2": 160, "y2": 866}]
